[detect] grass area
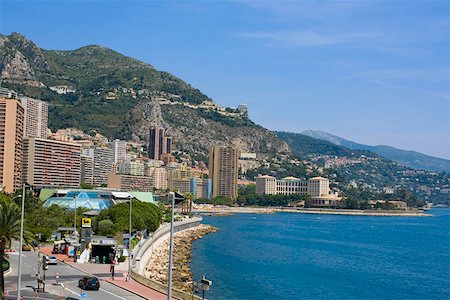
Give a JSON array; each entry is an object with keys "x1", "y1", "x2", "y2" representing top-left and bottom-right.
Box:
[{"x1": 2, "y1": 260, "x2": 10, "y2": 272}]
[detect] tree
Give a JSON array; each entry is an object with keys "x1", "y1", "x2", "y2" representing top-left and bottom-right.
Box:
[
  {"x1": 97, "y1": 220, "x2": 114, "y2": 236},
  {"x1": 182, "y1": 193, "x2": 194, "y2": 215},
  {"x1": 97, "y1": 200, "x2": 162, "y2": 234},
  {"x1": 0, "y1": 199, "x2": 33, "y2": 295}
]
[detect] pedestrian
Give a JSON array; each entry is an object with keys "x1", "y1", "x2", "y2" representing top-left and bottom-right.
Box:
[{"x1": 110, "y1": 261, "x2": 115, "y2": 280}]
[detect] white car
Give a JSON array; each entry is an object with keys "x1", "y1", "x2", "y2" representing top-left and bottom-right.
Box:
[{"x1": 45, "y1": 256, "x2": 58, "y2": 265}]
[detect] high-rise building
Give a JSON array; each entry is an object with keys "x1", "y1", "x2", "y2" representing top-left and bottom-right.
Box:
[
  {"x1": 111, "y1": 139, "x2": 127, "y2": 163},
  {"x1": 81, "y1": 155, "x2": 94, "y2": 185},
  {"x1": 0, "y1": 97, "x2": 24, "y2": 193},
  {"x1": 148, "y1": 127, "x2": 172, "y2": 160},
  {"x1": 82, "y1": 148, "x2": 113, "y2": 187},
  {"x1": 22, "y1": 137, "x2": 81, "y2": 188},
  {"x1": 19, "y1": 96, "x2": 48, "y2": 138},
  {"x1": 209, "y1": 146, "x2": 238, "y2": 200}
]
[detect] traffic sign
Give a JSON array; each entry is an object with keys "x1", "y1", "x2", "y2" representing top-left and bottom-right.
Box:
[
  {"x1": 81, "y1": 218, "x2": 92, "y2": 228},
  {"x1": 81, "y1": 291, "x2": 87, "y2": 298}
]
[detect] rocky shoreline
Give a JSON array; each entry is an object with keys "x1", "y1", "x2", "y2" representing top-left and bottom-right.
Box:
[{"x1": 144, "y1": 224, "x2": 219, "y2": 293}]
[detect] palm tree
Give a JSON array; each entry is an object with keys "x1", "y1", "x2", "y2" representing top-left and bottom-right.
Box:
[
  {"x1": 182, "y1": 193, "x2": 194, "y2": 215},
  {"x1": 0, "y1": 200, "x2": 25, "y2": 295}
]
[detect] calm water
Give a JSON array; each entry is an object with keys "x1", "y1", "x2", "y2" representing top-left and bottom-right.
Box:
[{"x1": 190, "y1": 209, "x2": 450, "y2": 299}]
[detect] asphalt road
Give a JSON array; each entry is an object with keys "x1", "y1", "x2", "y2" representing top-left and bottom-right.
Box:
[{"x1": 4, "y1": 242, "x2": 144, "y2": 300}]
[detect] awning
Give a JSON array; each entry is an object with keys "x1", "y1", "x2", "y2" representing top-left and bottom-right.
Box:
[
  {"x1": 54, "y1": 240, "x2": 66, "y2": 245},
  {"x1": 111, "y1": 191, "x2": 131, "y2": 199}
]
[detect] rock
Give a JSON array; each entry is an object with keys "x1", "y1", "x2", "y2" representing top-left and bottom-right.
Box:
[{"x1": 145, "y1": 224, "x2": 219, "y2": 293}]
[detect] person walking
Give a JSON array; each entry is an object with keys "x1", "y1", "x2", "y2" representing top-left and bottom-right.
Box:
[{"x1": 110, "y1": 260, "x2": 116, "y2": 280}]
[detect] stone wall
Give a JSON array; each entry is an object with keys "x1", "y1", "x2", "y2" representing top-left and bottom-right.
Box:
[{"x1": 130, "y1": 217, "x2": 202, "y2": 299}]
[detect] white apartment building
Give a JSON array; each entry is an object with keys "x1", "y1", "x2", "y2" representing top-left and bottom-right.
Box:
[{"x1": 111, "y1": 139, "x2": 127, "y2": 163}]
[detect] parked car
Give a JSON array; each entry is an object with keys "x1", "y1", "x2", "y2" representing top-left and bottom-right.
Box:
[
  {"x1": 22, "y1": 244, "x2": 32, "y2": 251},
  {"x1": 45, "y1": 256, "x2": 58, "y2": 265},
  {"x1": 78, "y1": 276, "x2": 100, "y2": 291}
]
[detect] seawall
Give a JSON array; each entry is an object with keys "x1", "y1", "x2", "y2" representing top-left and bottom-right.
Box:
[{"x1": 131, "y1": 217, "x2": 202, "y2": 300}]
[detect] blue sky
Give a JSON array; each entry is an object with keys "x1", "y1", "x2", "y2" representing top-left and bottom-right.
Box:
[{"x1": 1, "y1": 0, "x2": 449, "y2": 159}]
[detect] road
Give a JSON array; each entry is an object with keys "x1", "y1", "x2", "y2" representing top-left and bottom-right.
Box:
[{"x1": 4, "y1": 242, "x2": 144, "y2": 300}]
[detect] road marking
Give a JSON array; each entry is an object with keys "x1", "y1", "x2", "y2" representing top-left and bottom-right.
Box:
[
  {"x1": 100, "y1": 287, "x2": 128, "y2": 300},
  {"x1": 63, "y1": 283, "x2": 127, "y2": 300}
]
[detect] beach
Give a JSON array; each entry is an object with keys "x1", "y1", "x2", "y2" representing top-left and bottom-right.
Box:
[{"x1": 144, "y1": 224, "x2": 219, "y2": 293}]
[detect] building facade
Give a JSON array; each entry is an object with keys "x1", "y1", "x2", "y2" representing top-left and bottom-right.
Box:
[
  {"x1": 255, "y1": 175, "x2": 343, "y2": 207},
  {"x1": 0, "y1": 97, "x2": 24, "y2": 192},
  {"x1": 111, "y1": 139, "x2": 127, "y2": 163},
  {"x1": 307, "y1": 177, "x2": 330, "y2": 197},
  {"x1": 209, "y1": 146, "x2": 238, "y2": 200},
  {"x1": 22, "y1": 137, "x2": 81, "y2": 188},
  {"x1": 148, "y1": 127, "x2": 172, "y2": 160},
  {"x1": 117, "y1": 161, "x2": 145, "y2": 176},
  {"x1": 108, "y1": 173, "x2": 154, "y2": 192},
  {"x1": 255, "y1": 175, "x2": 277, "y2": 195},
  {"x1": 19, "y1": 96, "x2": 48, "y2": 138},
  {"x1": 82, "y1": 148, "x2": 113, "y2": 187},
  {"x1": 80, "y1": 155, "x2": 94, "y2": 185},
  {"x1": 190, "y1": 177, "x2": 212, "y2": 200}
]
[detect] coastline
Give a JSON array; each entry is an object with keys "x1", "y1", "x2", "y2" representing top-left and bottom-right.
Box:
[
  {"x1": 143, "y1": 224, "x2": 219, "y2": 293},
  {"x1": 193, "y1": 206, "x2": 431, "y2": 217}
]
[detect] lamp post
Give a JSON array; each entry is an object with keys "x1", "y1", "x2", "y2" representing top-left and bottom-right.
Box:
[
  {"x1": 73, "y1": 196, "x2": 77, "y2": 232},
  {"x1": 167, "y1": 192, "x2": 175, "y2": 300},
  {"x1": 17, "y1": 184, "x2": 27, "y2": 300},
  {"x1": 128, "y1": 195, "x2": 132, "y2": 281}
]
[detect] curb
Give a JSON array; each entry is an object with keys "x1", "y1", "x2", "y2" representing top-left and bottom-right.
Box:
[{"x1": 4, "y1": 266, "x2": 13, "y2": 277}]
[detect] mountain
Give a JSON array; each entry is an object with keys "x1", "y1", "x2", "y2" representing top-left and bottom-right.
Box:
[
  {"x1": 276, "y1": 131, "x2": 450, "y2": 204},
  {"x1": 0, "y1": 32, "x2": 289, "y2": 157},
  {"x1": 301, "y1": 130, "x2": 450, "y2": 173}
]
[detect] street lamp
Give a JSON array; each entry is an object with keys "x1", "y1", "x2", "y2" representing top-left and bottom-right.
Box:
[
  {"x1": 17, "y1": 183, "x2": 30, "y2": 300},
  {"x1": 127, "y1": 195, "x2": 132, "y2": 281},
  {"x1": 166, "y1": 192, "x2": 185, "y2": 300},
  {"x1": 167, "y1": 192, "x2": 175, "y2": 300},
  {"x1": 73, "y1": 196, "x2": 77, "y2": 232}
]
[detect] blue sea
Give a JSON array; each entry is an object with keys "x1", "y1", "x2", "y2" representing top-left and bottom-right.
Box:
[{"x1": 190, "y1": 209, "x2": 450, "y2": 299}]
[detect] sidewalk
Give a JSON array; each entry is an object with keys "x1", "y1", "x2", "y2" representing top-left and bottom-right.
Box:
[{"x1": 41, "y1": 246, "x2": 172, "y2": 300}]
